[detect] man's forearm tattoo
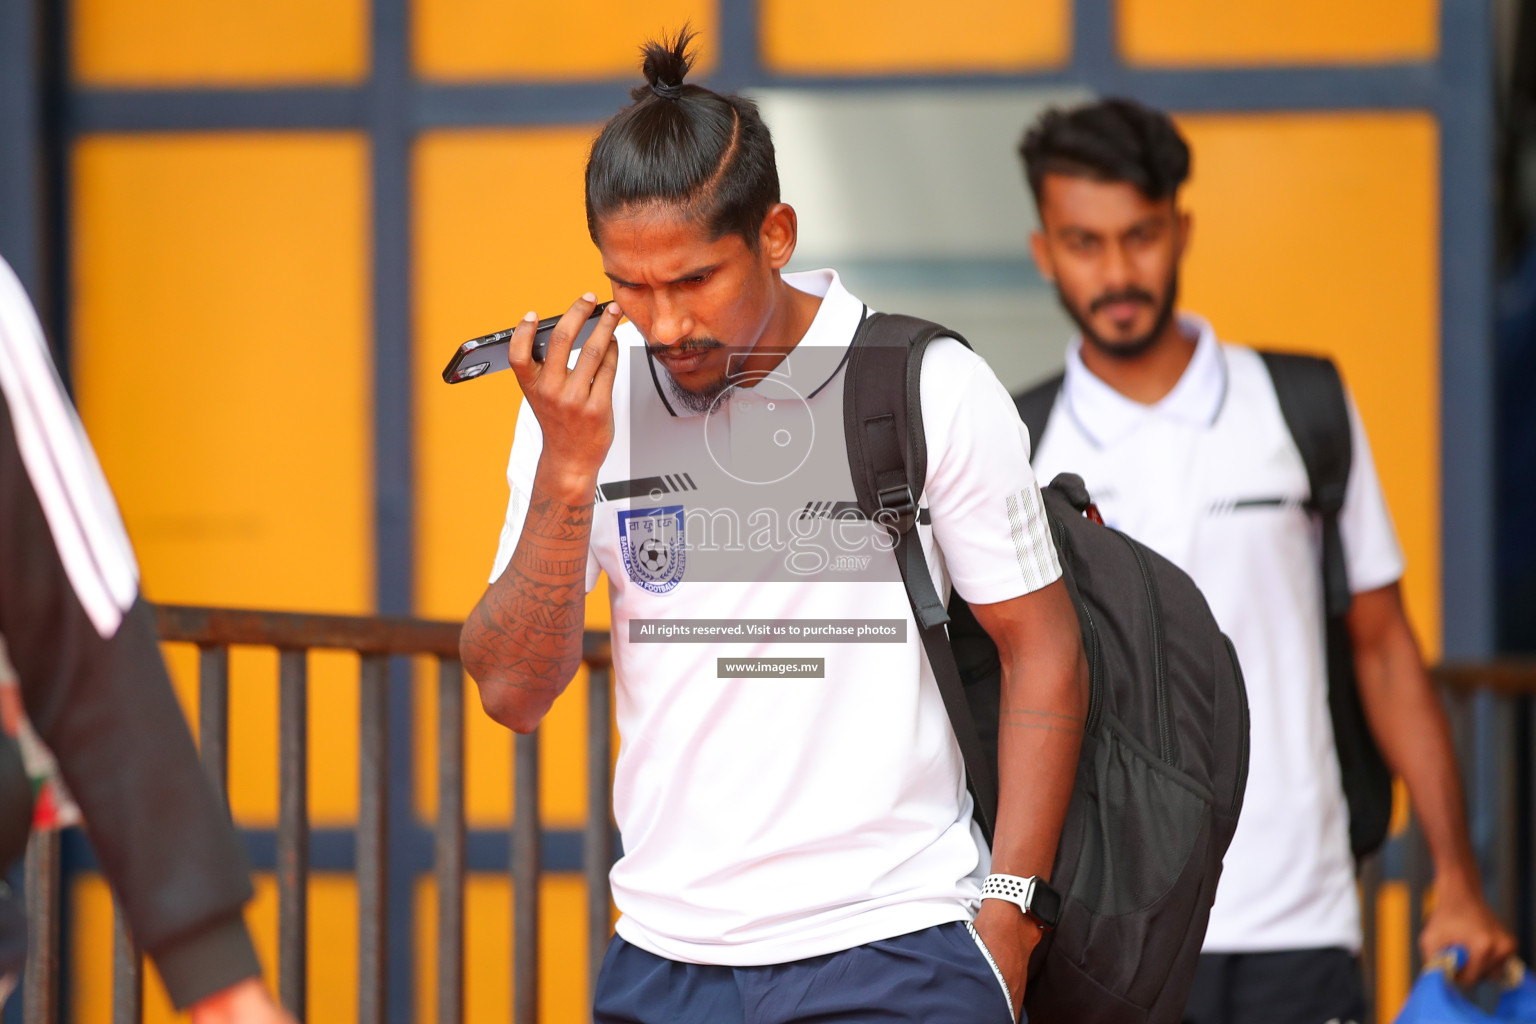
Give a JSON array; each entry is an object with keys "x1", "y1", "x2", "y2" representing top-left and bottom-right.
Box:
[{"x1": 464, "y1": 493, "x2": 593, "y2": 694}]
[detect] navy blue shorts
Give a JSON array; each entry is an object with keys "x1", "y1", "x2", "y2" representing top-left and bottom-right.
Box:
[
  {"x1": 593, "y1": 920, "x2": 1021, "y2": 1024},
  {"x1": 1182, "y1": 948, "x2": 1365, "y2": 1024}
]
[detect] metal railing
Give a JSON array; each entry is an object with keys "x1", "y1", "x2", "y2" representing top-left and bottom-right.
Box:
[
  {"x1": 19, "y1": 605, "x2": 614, "y2": 1024},
  {"x1": 15, "y1": 607, "x2": 1535, "y2": 1024}
]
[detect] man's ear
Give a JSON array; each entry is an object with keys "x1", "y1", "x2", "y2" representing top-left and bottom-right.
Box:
[
  {"x1": 1029, "y1": 228, "x2": 1055, "y2": 284},
  {"x1": 760, "y1": 203, "x2": 798, "y2": 270},
  {"x1": 1176, "y1": 207, "x2": 1193, "y2": 261}
]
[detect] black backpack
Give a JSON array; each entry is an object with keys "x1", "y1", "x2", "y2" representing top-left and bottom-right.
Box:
[
  {"x1": 844, "y1": 314, "x2": 1251, "y2": 1024},
  {"x1": 1015, "y1": 350, "x2": 1393, "y2": 860}
]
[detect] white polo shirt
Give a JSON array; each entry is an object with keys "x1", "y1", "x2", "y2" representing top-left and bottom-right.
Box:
[
  {"x1": 490, "y1": 269, "x2": 1062, "y2": 965},
  {"x1": 1031, "y1": 313, "x2": 1404, "y2": 953}
]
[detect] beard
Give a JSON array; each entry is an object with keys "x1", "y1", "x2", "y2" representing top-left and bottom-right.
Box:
[
  {"x1": 648, "y1": 337, "x2": 731, "y2": 414},
  {"x1": 1055, "y1": 270, "x2": 1180, "y2": 362}
]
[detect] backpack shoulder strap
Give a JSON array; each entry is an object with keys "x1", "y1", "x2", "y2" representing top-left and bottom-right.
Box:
[
  {"x1": 1259, "y1": 350, "x2": 1394, "y2": 857},
  {"x1": 1014, "y1": 372, "x2": 1064, "y2": 463},
  {"x1": 844, "y1": 311, "x2": 972, "y2": 631},
  {"x1": 844, "y1": 311, "x2": 998, "y2": 839},
  {"x1": 1258, "y1": 350, "x2": 1353, "y2": 617}
]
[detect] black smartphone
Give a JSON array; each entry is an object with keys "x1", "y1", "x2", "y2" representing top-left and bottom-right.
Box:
[{"x1": 442, "y1": 301, "x2": 610, "y2": 384}]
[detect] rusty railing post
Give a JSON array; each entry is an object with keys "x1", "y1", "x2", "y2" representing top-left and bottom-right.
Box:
[
  {"x1": 277, "y1": 648, "x2": 309, "y2": 1019},
  {"x1": 357, "y1": 653, "x2": 389, "y2": 1024},
  {"x1": 585, "y1": 662, "x2": 614, "y2": 1004},
  {"x1": 111, "y1": 902, "x2": 141, "y2": 1024},
  {"x1": 22, "y1": 829, "x2": 60, "y2": 1024},
  {"x1": 513, "y1": 728, "x2": 540, "y2": 1024},
  {"x1": 1404, "y1": 811, "x2": 1431, "y2": 981},
  {"x1": 1495, "y1": 689, "x2": 1520, "y2": 933},
  {"x1": 1359, "y1": 851, "x2": 1381, "y2": 1023},
  {"x1": 198, "y1": 644, "x2": 230, "y2": 806},
  {"x1": 436, "y1": 658, "x2": 466, "y2": 1024}
]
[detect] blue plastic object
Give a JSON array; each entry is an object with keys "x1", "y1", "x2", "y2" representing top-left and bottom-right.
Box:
[
  {"x1": 1394, "y1": 949, "x2": 1536, "y2": 1024},
  {"x1": 1493, "y1": 959, "x2": 1536, "y2": 1021}
]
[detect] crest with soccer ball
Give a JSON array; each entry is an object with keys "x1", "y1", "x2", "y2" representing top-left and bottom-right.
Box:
[{"x1": 617, "y1": 505, "x2": 687, "y2": 593}]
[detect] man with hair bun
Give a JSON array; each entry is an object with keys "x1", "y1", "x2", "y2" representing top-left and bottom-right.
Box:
[
  {"x1": 461, "y1": 28, "x2": 1087, "y2": 1024},
  {"x1": 1015, "y1": 97, "x2": 1513, "y2": 1024}
]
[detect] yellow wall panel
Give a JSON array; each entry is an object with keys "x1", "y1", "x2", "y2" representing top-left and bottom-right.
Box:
[
  {"x1": 414, "y1": 127, "x2": 616, "y2": 826},
  {"x1": 415, "y1": 0, "x2": 717, "y2": 81},
  {"x1": 1174, "y1": 113, "x2": 1441, "y2": 656},
  {"x1": 73, "y1": 133, "x2": 373, "y2": 823},
  {"x1": 414, "y1": 874, "x2": 589, "y2": 1024},
  {"x1": 1120, "y1": 0, "x2": 1437, "y2": 66},
  {"x1": 71, "y1": 873, "x2": 355, "y2": 1023},
  {"x1": 75, "y1": 0, "x2": 367, "y2": 85},
  {"x1": 763, "y1": 0, "x2": 1069, "y2": 74},
  {"x1": 414, "y1": 128, "x2": 607, "y2": 625}
]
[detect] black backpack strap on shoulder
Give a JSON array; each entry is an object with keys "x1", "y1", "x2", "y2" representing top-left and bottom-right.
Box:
[
  {"x1": 1014, "y1": 372, "x2": 1064, "y2": 463},
  {"x1": 844, "y1": 311, "x2": 966, "y2": 630},
  {"x1": 1260, "y1": 350, "x2": 1393, "y2": 858},
  {"x1": 844, "y1": 311, "x2": 999, "y2": 840},
  {"x1": 1258, "y1": 351, "x2": 1352, "y2": 616}
]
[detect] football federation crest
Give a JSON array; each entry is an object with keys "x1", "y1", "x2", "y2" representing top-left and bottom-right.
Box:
[{"x1": 617, "y1": 505, "x2": 687, "y2": 593}]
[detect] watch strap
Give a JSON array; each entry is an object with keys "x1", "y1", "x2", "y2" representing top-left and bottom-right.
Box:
[{"x1": 981, "y1": 873, "x2": 1062, "y2": 929}]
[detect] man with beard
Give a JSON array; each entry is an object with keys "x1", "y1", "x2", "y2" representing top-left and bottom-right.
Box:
[
  {"x1": 460, "y1": 29, "x2": 1088, "y2": 1024},
  {"x1": 1014, "y1": 98, "x2": 1513, "y2": 1024}
]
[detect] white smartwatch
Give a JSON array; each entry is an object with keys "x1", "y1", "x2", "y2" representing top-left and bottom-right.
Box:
[{"x1": 981, "y1": 873, "x2": 1062, "y2": 929}]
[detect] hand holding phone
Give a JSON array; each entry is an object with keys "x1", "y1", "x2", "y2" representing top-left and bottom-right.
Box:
[
  {"x1": 503, "y1": 294, "x2": 625, "y2": 495},
  {"x1": 442, "y1": 301, "x2": 611, "y2": 383}
]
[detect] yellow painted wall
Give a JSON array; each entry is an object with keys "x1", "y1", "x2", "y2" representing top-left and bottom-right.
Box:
[
  {"x1": 414, "y1": 0, "x2": 718, "y2": 81},
  {"x1": 412, "y1": 875, "x2": 589, "y2": 1024},
  {"x1": 412, "y1": 126, "x2": 613, "y2": 827},
  {"x1": 70, "y1": 133, "x2": 373, "y2": 1019},
  {"x1": 411, "y1": 127, "x2": 619, "y2": 1022},
  {"x1": 72, "y1": 133, "x2": 375, "y2": 824},
  {"x1": 1120, "y1": 0, "x2": 1438, "y2": 66},
  {"x1": 762, "y1": 0, "x2": 1070, "y2": 74},
  {"x1": 1175, "y1": 112, "x2": 1442, "y2": 660},
  {"x1": 74, "y1": 0, "x2": 367, "y2": 85}
]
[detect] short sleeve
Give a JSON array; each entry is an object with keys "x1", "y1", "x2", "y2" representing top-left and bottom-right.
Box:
[
  {"x1": 487, "y1": 398, "x2": 602, "y2": 594},
  {"x1": 1340, "y1": 389, "x2": 1405, "y2": 594},
  {"x1": 920, "y1": 339, "x2": 1062, "y2": 605}
]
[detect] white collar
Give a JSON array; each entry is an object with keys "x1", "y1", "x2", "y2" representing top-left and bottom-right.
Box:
[
  {"x1": 779, "y1": 268, "x2": 865, "y2": 348},
  {"x1": 1060, "y1": 313, "x2": 1227, "y2": 448},
  {"x1": 647, "y1": 268, "x2": 865, "y2": 416}
]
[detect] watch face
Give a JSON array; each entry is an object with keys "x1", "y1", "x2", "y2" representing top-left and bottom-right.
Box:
[{"x1": 1032, "y1": 880, "x2": 1063, "y2": 929}]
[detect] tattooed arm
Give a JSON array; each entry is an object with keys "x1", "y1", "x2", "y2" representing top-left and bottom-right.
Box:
[
  {"x1": 461, "y1": 486, "x2": 595, "y2": 732},
  {"x1": 461, "y1": 295, "x2": 622, "y2": 734},
  {"x1": 967, "y1": 578, "x2": 1088, "y2": 1010}
]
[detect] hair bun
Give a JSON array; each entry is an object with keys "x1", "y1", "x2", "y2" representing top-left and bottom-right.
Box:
[{"x1": 635, "y1": 26, "x2": 697, "y2": 103}]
